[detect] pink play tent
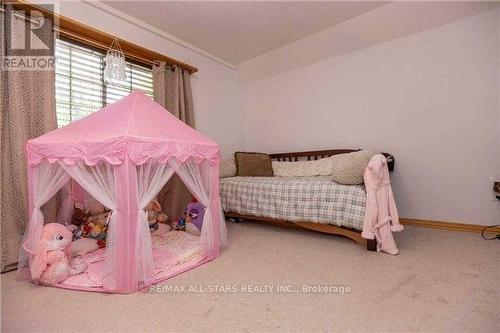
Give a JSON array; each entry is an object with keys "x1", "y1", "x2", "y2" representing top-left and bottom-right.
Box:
[{"x1": 18, "y1": 91, "x2": 228, "y2": 293}]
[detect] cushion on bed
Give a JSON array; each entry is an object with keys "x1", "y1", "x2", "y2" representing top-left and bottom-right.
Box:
[
  {"x1": 272, "y1": 156, "x2": 335, "y2": 177},
  {"x1": 234, "y1": 152, "x2": 274, "y2": 177},
  {"x1": 220, "y1": 159, "x2": 236, "y2": 178},
  {"x1": 331, "y1": 150, "x2": 376, "y2": 185}
]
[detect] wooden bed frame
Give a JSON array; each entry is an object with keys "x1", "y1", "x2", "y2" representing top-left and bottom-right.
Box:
[{"x1": 223, "y1": 149, "x2": 395, "y2": 251}]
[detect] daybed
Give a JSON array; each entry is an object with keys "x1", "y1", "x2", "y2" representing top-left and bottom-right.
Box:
[{"x1": 220, "y1": 149, "x2": 395, "y2": 251}]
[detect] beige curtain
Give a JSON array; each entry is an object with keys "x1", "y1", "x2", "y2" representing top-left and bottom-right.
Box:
[
  {"x1": 0, "y1": 8, "x2": 57, "y2": 272},
  {"x1": 152, "y1": 63, "x2": 195, "y2": 223},
  {"x1": 153, "y1": 62, "x2": 194, "y2": 126}
]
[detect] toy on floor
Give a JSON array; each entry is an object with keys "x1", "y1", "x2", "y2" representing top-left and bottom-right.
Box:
[
  {"x1": 30, "y1": 223, "x2": 87, "y2": 285},
  {"x1": 145, "y1": 199, "x2": 169, "y2": 232},
  {"x1": 87, "y1": 221, "x2": 108, "y2": 240},
  {"x1": 72, "y1": 217, "x2": 108, "y2": 241},
  {"x1": 71, "y1": 206, "x2": 88, "y2": 227},
  {"x1": 172, "y1": 216, "x2": 186, "y2": 231},
  {"x1": 186, "y1": 199, "x2": 205, "y2": 235},
  {"x1": 69, "y1": 200, "x2": 110, "y2": 242},
  {"x1": 173, "y1": 198, "x2": 205, "y2": 235}
]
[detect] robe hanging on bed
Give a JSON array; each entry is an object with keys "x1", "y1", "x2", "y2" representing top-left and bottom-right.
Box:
[{"x1": 362, "y1": 154, "x2": 403, "y2": 254}]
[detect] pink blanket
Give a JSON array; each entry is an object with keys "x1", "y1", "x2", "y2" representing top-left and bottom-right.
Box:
[
  {"x1": 62, "y1": 231, "x2": 202, "y2": 288},
  {"x1": 361, "y1": 154, "x2": 403, "y2": 254}
]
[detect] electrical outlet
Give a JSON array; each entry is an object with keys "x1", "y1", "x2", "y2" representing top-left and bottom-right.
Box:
[
  {"x1": 494, "y1": 181, "x2": 500, "y2": 201},
  {"x1": 490, "y1": 177, "x2": 500, "y2": 201}
]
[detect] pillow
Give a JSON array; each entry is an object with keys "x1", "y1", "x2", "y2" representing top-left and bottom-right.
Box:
[
  {"x1": 272, "y1": 156, "x2": 335, "y2": 177},
  {"x1": 220, "y1": 159, "x2": 236, "y2": 178},
  {"x1": 72, "y1": 238, "x2": 99, "y2": 256},
  {"x1": 234, "y1": 152, "x2": 274, "y2": 177},
  {"x1": 331, "y1": 150, "x2": 376, "y2": 185}
]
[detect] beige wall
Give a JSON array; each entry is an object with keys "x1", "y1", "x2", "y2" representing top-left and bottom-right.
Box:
[
  {"x1": 53, "y1": 1, "x2": 244, "y2": 159},
  {"x1": 241, "y1": 9, "x2": 500, "y2": 225},
  {"x1": 52, "y1": 2, "x2": 500, "y2": 225}
]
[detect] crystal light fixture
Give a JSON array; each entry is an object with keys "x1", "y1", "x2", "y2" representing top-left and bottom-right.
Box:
[{"x1": 104, "y1": 37, "x2": 127, "y2": 85}]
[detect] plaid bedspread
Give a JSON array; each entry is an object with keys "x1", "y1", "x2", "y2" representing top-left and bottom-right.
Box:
[{"x1": 220, "y1": 176, "x2": 366, "y2": 231}]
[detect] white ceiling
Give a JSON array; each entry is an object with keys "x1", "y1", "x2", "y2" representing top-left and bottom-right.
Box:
[{"x1": 101, "y1": 1, "x2": 387, "y2": 65}]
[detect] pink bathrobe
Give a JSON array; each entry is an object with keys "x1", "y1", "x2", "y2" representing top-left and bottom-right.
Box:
[{"x1": 361, "y1": 154, "x2": 403, "y2": 254}]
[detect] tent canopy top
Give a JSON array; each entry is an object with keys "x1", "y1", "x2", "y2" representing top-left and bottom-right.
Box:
[{"x1": 26, "y1": 91, "x2": 220, "y2": 166}]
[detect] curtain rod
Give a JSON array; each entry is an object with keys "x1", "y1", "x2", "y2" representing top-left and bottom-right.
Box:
[
  {"x1": 55, "y1": 27, "x2": 174, "y2": 71},
  {"x1": 54, "y1": 27, "x2": 164, "y2": 68},
  {"x1": 1, "y1": 6, "x2": 41, "y2": 28}
]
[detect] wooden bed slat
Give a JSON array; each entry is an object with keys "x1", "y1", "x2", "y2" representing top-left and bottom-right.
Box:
[
  {"x1": 269, "y1": 149, "x2": 395, "y2": 172},
  {"x1": 224, "y1": 212, "x2": 377, "y2": 251}
]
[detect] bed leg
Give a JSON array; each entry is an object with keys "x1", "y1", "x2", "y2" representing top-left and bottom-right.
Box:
[
  {"x1": 367, "y1": 239, "x2": 377, "y2": 251},
  {"x1": 226, "y1": 216, "x2": 244, "y2": 223}
]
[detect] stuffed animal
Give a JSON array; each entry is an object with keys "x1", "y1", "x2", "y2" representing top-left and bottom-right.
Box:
[
  {"x1": 72, "y1": 211, "x2": 109, "y2": 241},
  {"x1": 145, "y1": 199, "x2": 169, "y2": 232},
  {"x1": 80, "y1": 223, "x2": 92, "y2": 238},
  {"x1": 70, "y1": 202, "x2": 110, "y2": 240},
  {"x1": 86, "y1": 211, "x2": 110, "y2": 226},
  {"x1": 30, "y1": 223, "x2": 87, "y2": 285},
  {"x1": 172, "y1": 216, "x2": 186, "y2": 231},
  {"x1": 72, "y1": 207, "x2": 89, "y2": 227},
  {"x1": 87, "y1": 222, "x2": 107, "y2": 240},
  {"x1": 171, "y1": 199, "x2": 205, "y2": 235},
  {"x1": 145, "y1": 199, "x2": 161, "y2": 215},
  {"x1": 184, "y1": 199, "x2": 205, "y2": 236},
  {"x1": 72, "y1": 226, "x2": 84, "y2": 240}
]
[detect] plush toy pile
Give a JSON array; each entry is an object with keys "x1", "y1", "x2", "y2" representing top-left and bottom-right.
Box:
[
  {"x1": 68, "y1": 205, "x2": 110, "y2": 248},
  {"x1": 68, "y1": 197, "x2": 169, "y2": 248}
]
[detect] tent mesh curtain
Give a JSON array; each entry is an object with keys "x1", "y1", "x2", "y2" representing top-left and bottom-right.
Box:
[
  {"x1": 135, "y1": 157, "x2": 227, "y2": 288},
  {"x1": 136, "y1": 160, "x2": 175, "y2": 287},
  {"x1": 17, "y1": 161, "x2": 70, "y2": 278},
  {"x1": 58, "y1": 161, "x2": 119, "y2": 290}
]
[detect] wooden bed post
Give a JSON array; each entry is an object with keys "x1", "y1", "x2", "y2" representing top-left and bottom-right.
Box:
[{"x1": 366, "y1": 239, "x2": 377, "y2": 251}]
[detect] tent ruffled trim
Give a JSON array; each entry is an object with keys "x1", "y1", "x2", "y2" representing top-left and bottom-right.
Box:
[{"x1": 26, "y1": 137, "x2": 220, "y2": 167}]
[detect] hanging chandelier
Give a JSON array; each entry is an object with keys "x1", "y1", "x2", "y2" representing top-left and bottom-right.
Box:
[{"x1": 104, "y1": 37, "x2": 127, "y2": 85}]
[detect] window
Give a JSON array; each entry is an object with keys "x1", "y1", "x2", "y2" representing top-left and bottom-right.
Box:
[{"x1": 55, "y1": 38, "x2": 154, "y2": 127}]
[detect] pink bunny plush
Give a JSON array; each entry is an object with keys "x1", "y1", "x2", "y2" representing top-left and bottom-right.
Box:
[{"x1": 30, "y1": 223, "x2": 86, "y2": 285}]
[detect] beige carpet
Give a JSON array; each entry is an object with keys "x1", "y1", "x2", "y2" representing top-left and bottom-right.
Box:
[{"x1": 1, "y1": 221, "x2": 499, "y2": 332}]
